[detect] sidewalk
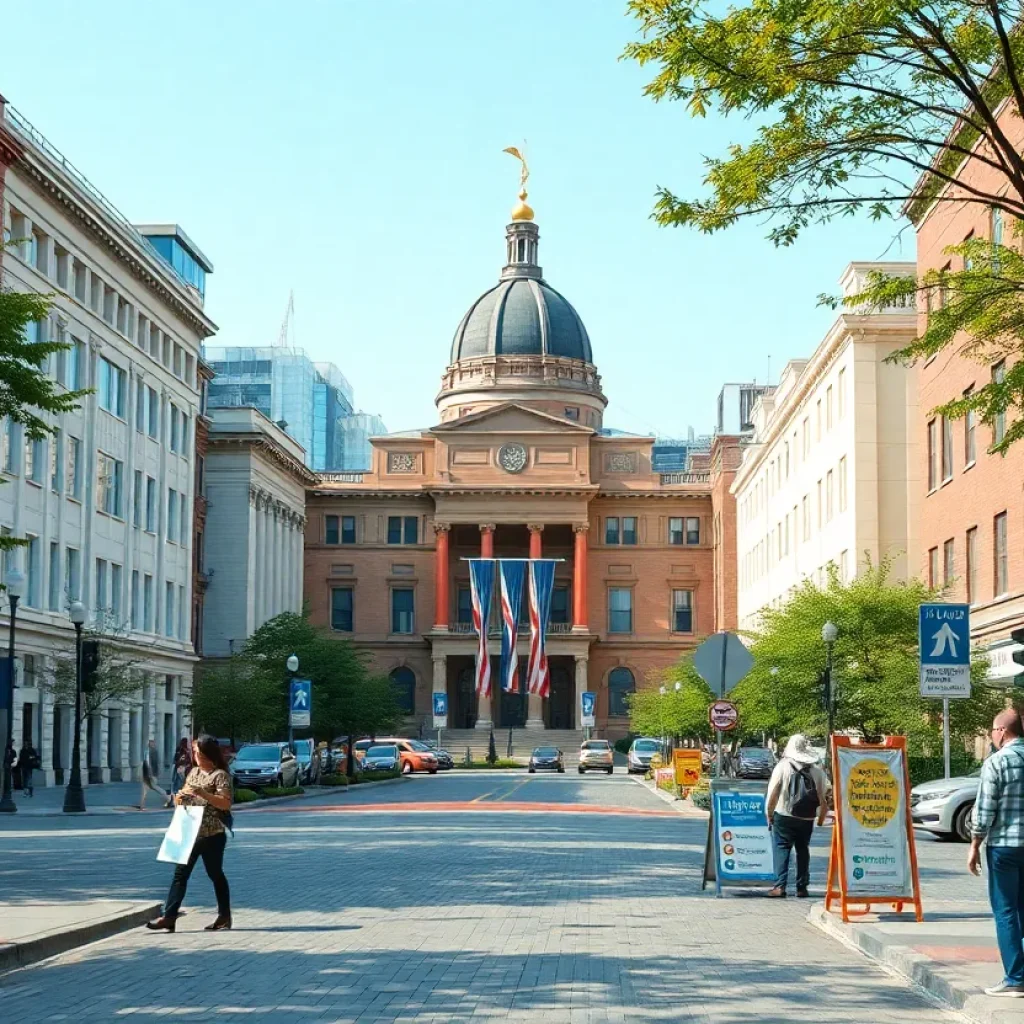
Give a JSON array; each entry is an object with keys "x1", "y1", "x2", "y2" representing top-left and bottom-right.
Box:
[
  {"x1": 0, "y1": 899, "x2": 160, "y2": 974},
  {"x1": 0, "y1": 780, "x2": 171, "y2": 817}
]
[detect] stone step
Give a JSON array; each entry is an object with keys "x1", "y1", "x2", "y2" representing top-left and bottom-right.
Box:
[{"x1": 437, "y1": 728, "x2": 591, "y2": 765}]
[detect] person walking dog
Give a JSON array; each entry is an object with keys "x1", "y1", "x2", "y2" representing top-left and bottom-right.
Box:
[
  {"x1": 147, "y1": 734, "x2": 233, "y2": 933},
  {"x1": 765, "y1": 734, "x2": 829, "y2": 898}
]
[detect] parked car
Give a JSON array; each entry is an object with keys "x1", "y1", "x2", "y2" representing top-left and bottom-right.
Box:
[
  {"x1": 529, "y1": 747, "x2": 565, "y2": 773},
  {"x1": 425, "y1": 744, "x2": 454, "y2": 770},
  {"x1": 292, "y1": 738, "x2": 321, "y2": 785},
  {"x1": 911, "y1": 771, "x2": 980, "y2": 841},
  {"x1": 215, "y1": 738, "x2": 237, "y2": 763},
  {"x1": 373, "y1": 737, "x2": 439, "y2": 775},
  {"x1": 578, "y1": 739, "x2": 614, "y2": 774},
  {"x1": 362, "y1": 744, "x2": 401, "y2": 773},
  {"x1": 230, "y1": 743, "x2": 300, "y2": 789},
  {"x1": 735, "y1": 746, "x2": 776, "y2": 780},
  {"x1": 627, "y1": 738, "x2": 662, "y2": 775}
]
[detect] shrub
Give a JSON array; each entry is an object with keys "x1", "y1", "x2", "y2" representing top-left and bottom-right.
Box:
[
  {"x1": 461, "y1": 759, "x2": 522, "y2": 770},
  {"x1": 319, "y1": 773, "x2": 349, "y2": 787},
  {"x1": 261, "y1": 785, "x2": 304, "y2": 798},
  {"x1": 349, "y1": 769, "x2": 402, "y2": 784},
  {"x1": 233, "y1": 788, "x2": 260, "y2": 804},
  {"x1": 908, "y1": 755, "x2": 981, "y2": 787}
]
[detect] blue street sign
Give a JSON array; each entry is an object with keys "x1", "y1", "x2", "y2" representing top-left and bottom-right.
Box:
[
  {"x1": 581, "y1": 691, "x2": 596, "y2": 727},
  {"x1": 432, "y1": 693, "x2": 448, "y2": 718},
  {"x1": 919, "y1": 603, "x2": 971, "y2": 698},
  {"x1": 290, "y1": 679, "x2": 312, "y2": 727}
]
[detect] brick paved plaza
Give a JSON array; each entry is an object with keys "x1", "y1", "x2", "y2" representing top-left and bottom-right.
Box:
[{"x1": 0, "y1": 774, "x2": 971, "y2": 1023}]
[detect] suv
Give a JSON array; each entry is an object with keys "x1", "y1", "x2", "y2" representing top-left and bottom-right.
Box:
[
  {"x1": 627, "y1": 738, "x2": 662, "y2": 775},
  {"x1": 371, "y1": 737, "x2": 439, "y2": 775},
  {"x1": 230, "y1": 743, "x2": 300, "y2": 789},
  {"x1": 579, "y1": 739, "x2": 614, "y2": 774}
]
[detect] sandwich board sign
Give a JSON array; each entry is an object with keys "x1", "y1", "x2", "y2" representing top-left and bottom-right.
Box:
[
  {"x1": 702, "y1": 779, "x2": 776, "y2": 896},
  {"x1": 825, "y1": 736, "x2": 923, "y2": 923},
  {"x1": 673, "y1": 748, "x2": 702, "y2": 787}
]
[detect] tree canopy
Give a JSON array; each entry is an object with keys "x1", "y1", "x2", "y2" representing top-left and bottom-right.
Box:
[{"x1": 627, "y1": 663, "x2": 714, "y2": 741}]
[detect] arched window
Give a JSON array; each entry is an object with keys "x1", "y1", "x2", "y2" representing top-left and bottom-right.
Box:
[
  {"x1": 608, "y1": 668, "x2": 635, "y2": 717},
  {"x1": 389, "y1": 667, "x2": 416, "y2": 715}
]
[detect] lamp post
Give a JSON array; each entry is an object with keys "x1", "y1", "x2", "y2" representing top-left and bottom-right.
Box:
[
  {"x1": 286, "y1": 653, "x2": 299, "y2": 750},
  {"x1": 0, "y1": 567, "x2": 25, "y2": 813},
  {"x1": 63, "y1": 601, "x2": 87, "y2": 814},
  {"x1": 822, "y1": 621, "x2": 839, "y2": 774}
]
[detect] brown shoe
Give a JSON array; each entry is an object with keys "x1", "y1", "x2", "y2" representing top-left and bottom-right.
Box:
[
  {"x1": 204, "y1": 914, "x2": 232, "y2": 931},
  {"x1": 796, "y1": 888, "x2": 810, "y2": 898},
  {"x1": 766, "y1": 887, "x2": 787, "y2": 898},
  {"x1": 145, "y1": 916, "x2": 176, "y2": 933}
]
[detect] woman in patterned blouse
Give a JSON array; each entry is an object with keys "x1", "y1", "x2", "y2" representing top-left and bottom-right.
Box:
[{"x1": 147, "y1": 734, "x2": 233, "y2": 933}]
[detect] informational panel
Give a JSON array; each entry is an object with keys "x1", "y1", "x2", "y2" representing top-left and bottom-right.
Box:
[
  {"x1": 702, "y1": 779, "x2": 775, "y2": 896},
  {"x1": 289, "y1": 679, "x2": 312, "y2": 728},
  {"x1": 432, "y1": 692, "x2": 448, "y2": 730},
  {"x1": 673, "y1": 749, "x2": 702, "y2": 787},
  {"x1": 919, "y1": 602, "x2": 971, "y2": 698},
  {"x1": 580, "y1": 691, "x2": 596, "y2": 728}
]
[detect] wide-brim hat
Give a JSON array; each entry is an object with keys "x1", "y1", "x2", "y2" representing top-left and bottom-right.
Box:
[{"x1": 783, "y1": 734, "x2": 819, "y2": 765}]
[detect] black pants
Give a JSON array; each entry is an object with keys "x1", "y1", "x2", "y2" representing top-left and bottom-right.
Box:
[
  {"x1": 772, "y1": 812, "x2": 814, "y2": 892},
  {"x1": 164, "y1": 831, "x2": 230, "y2": 918}
]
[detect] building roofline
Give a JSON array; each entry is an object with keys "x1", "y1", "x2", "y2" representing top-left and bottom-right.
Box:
[{"x1": 134, "y1": 223, "x2": 214, "y2": 272}]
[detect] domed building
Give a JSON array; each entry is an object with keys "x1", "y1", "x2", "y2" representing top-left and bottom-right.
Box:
[{"x1": 304, "y1": 187, "x2": 742, "y2": 741}]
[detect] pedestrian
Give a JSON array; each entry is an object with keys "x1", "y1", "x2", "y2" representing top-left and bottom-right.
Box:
[
  {"x1": 169, "y1": 737, "x2": 193, "y2": 808},
  {"x1": 765, "y1": 733, "x2": 829, "y2": 898},
  {"x1": 3, "y1": 738, "x2": 14, "y2": 794},
  {"x1": 139, "y1": 738, "x2": 168, "y2": 811},
  {"x1": 146, "y1": 734, "x2": 233, "y2": 933},
  {"x1": 18, "y1": 739, "x2": 39, "y2": 796},
  {"x1": 968, "y1": 708, "x2": 1024, "y2": 997}
]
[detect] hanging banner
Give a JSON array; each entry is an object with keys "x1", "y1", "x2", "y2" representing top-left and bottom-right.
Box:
[
  {"x1": 468, "y1": 559, "x2": 495, "y2": 699},
  {"x1": 826, "y1": 737, "x2": 923, "y2": 922},
  {"x1": 499, "y1": 560, "x2": 526, "y2": 693},
  {"x1": 526, "y1": 560, "x2": 556, "y2": 698}
]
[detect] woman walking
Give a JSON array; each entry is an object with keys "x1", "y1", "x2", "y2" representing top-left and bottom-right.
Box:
[
  {"x1": 18, "y1": 740, "x2": 39, "y2": 796},
  {"x1": 139, "y1": 738, "x2": 168, "y2": 811},
  {"x1": 169, "y1": 737, "x2": 193, "y2": 808},
  {"x1": 147, "y1": 734, "x2": 233, "y2": 933}
]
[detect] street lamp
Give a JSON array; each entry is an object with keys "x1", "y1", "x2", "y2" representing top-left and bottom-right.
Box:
[
  {"x1": 286, "y1": 653, "x2": 299, "y2": 750},
  {"x1": 822, "y1": 621, "x2": 839, "y2": 773},
  {"x1": 0, "y1": 567, "x2": 25, "y2": 813},
  {"x1": 63, "y1": 601, "x2": 87, "y2": 813}
]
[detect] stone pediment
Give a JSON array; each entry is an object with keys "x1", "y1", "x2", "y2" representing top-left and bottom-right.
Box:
[{"x1": 429, "y1": 403, "x2": 593, "y2": 436}]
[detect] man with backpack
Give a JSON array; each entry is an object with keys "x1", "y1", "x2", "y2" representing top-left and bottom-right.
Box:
[{"x1": 765, "y1": 734, "x2": 829, "y2": 898}]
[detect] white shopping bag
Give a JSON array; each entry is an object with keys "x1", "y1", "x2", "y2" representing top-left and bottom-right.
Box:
[{"x1": 157, "y1": 806, "x2": 205, "y2": 864}]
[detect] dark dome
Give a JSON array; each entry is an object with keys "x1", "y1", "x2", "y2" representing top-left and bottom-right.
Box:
[{"x1": 451, "y1": 278, "x2": 593, "y2": 363}]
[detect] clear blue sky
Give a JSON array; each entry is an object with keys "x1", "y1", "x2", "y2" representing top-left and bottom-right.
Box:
[{"x1": 4, "y1": 0, "x2": 907, "y2": 437}]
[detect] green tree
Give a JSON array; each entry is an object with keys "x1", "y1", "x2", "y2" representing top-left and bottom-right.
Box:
[
  {"x1": 191, "y1": 659, "x2": 276, "y2": 746},
  {"x1": 627, "y1": 663, "x2": 714, "y2": 741},
  {"x1": 625, "y1": 0, "x2": 1024, "y2": 448},
  {"x1": 730, "y1": 559, "x2": 1001, "y2": 753}
]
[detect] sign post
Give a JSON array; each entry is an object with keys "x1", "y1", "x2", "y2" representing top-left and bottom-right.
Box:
[
  {"x1": 289, "y1": 679, "x2": 312, "y2": 730},
  {"x1": 919, "y1": 603, "x2": 970, "y2": 779},
  {"x1": 693, "y1": 632, "x2": 754, "y2": 778},
  {"x1": 702, "y1": 779, "x2": 775, "y2": 896}
]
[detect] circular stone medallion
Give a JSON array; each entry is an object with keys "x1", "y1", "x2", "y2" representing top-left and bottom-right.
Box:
[{"x1": 497, "y1": 442, "x2": 528, "y2": 474}]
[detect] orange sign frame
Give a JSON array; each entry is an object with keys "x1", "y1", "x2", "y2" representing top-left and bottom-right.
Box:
[{"x1": 825, "y1": 735, "x2": 923, "y2": 923}]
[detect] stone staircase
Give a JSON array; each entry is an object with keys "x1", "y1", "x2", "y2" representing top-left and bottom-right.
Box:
[{"x1": 437, "y1": 728, "x2": 587, "y2": 766}]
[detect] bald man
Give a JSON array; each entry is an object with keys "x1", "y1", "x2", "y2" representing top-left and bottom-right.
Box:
[{"x1": 970, "y1": 708, "x2": 1024, "y2": 997}]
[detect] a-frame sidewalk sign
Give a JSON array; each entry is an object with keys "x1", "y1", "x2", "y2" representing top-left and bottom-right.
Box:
[{"x1": 825, "y1": 735, "x2": 923, "y2": 923}]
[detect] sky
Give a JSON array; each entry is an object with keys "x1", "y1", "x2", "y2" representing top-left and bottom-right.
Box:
[{"x1": 3, "y1": 0, "x2": 909, "y2": 437}]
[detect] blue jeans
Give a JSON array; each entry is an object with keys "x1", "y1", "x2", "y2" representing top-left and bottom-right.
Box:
[
  {"x1": 987, "y1": 845, "x2": 1024, "y2": 985},
  {"x1": 772, "y1": 813, "x2": 814, "y2": 892}
]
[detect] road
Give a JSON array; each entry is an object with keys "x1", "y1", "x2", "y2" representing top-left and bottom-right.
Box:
[{"x1": 0, "y1": 771, "x2": 971, "y2": 1023}]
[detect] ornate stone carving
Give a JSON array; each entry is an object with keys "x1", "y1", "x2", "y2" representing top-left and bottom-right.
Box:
[
  {"x1": 479, "y1": 523, "x2": 497, "y2": 533},
  {"x1": 387, "y1": 452, "x2": 417, "y2": 473},
  {"x1": 606, "y1": 451, "x2": 638, "y2": 474},
  {"x1": 497, "y1": 442, "x2": 528, "y2": 474},
  {"x1": 527, "y1": 523, "x2": 545, "y2": 534},
  {"x1": 433, "y1": 521, "x2": 451, "y2": 535},
  {"x1": 573, "y1": 523, "x2": 590, "y2": 534}
]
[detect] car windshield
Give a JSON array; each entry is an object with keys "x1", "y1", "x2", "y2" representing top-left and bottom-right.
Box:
[
  {"x1": 236, "y1": 745, "x2": 279, "y2": 761},
  {"x1": 740, "y1": 749, "x2": 773, "y2": 760},
  {"x1": 534, "y1": 748, "x2": 560, "y2": 757},
  {"x1": 355, "y1": 740, "x2": 373, "y2": 751},
  {"x1": 367, "y1": 746, "x2": 398, "y2": 758},
  {"x1": 581, "y1": 741, "x2": 610, "y2": 750},
  {"x1": 406, "y1": 740, "x2": 431, "y2": 751},
  {"x1": 633, "y1": 740, "x2": 660, "y2": 752}
]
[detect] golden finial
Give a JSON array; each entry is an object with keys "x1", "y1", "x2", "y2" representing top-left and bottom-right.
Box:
[{"x1": 503, "y1": 145, "x2": 534, "y2": 221}]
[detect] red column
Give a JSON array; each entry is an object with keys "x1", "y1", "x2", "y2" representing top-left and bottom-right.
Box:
[
  {"x1": 573, "y1": 524, "x2": 588, "y2": 630},
  {"x1": 480, "y1": 523, "x2": 495, "y2": 558},
  {"x1": 433, "y1": 523, "x2": 450, "y2": 629},
  {"x1": 528, "y1": 524, "x2": 543, "y2": 560}
]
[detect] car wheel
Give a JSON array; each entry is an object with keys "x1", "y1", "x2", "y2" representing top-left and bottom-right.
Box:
[
  {"x1": 402, "y1": 761, "x2": 413, "y2": 775},
  {"x1": 578, "y1": 767, "x2": 585, "y2": 774},
  {"x1": 558, "y1": 767, "x2": 565, "y2": 774},
  {"x1": 529, "y1": 768, "x2": 535, "y2": 773},
  {"x1": 607, "y1": 767, "x2": 613, "y2": 775},
  {"x1": 429, "y1": 767, "x2": 438, "y2": 775},
  {"x1": 954, "y1": 802, "x2": 975, "y2": 842}
]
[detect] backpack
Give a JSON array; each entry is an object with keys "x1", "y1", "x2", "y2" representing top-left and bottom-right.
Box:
[{"x1": 786, "y1": 763, "x2": 820, "y2": 818}]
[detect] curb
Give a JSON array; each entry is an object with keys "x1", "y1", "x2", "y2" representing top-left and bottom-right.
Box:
[
  {"x1": 634, "y1": 776, "x2": 710, "y2": 817},
  {"x1": 808, "y1": 903, "x2": 992, "y2": 1024},
  {"x1": 0, "y1": 901, "x2": 161, "y2": 976}
]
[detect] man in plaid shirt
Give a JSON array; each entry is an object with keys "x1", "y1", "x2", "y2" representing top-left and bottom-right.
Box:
[{"x1": 970, "y1": 709, "x2": 1024, "y2": 997}]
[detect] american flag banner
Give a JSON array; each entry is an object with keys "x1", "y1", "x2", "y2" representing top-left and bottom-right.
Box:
[
  {"x1": 468, "y1": 559, "x2": 495, "y2": 699},
  {"x1": 499, "y1": 560, "x2": 527, "y2": 693},
  {"x1": 526, "y1": 559, "x2": 556, "y2": 697}
]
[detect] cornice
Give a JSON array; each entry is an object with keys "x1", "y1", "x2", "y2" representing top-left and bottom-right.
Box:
[{"x1": 209, "y1": 433, "x2": 317, "y2": 485}]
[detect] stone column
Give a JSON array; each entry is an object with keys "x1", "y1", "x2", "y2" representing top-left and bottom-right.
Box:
[
  {"x1": 574, "y1": 655, "x2": 589, "y2": 730},
  {"x1": 431, "y1": 655, "x2": 447, "y2": 735},
  {"x1": 475, "y1": 525, "x2": 497, "y2": 730},
  {"x1": 40, "y1": 687, "x2": 55, "y2": 786},
  {"x1": 528, "y1": 523, "x2": 543, "y2": 560},
  {"x1": 433, "y1": 523, "x2": 450, "y2": 630},
  {"x1": 479, "y1": 523, "x2": 495, "y2": 559},
  {"x1": 573, "y1": 524, "x2": 589, "y2": 632}
]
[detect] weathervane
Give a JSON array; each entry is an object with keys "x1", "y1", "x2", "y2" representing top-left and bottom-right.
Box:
[{"x1": 503, "y1": 144, "x2": 534, "y2": 221}]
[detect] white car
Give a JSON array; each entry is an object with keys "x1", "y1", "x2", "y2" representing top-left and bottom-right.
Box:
[{"x1": 910, "y1": 771, "x2": 980, "y2": 842}]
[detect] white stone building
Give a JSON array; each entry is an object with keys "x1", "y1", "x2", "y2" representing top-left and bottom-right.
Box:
[
  {"x1": 201, "y1": 407, "x2": 313, "y2": 659},
  {"x1": 733, "y1": 262, "x2": 919, "y2": 631},
  {"x1": 0, "y1": 99, "x2": 215, "y2": 785}
]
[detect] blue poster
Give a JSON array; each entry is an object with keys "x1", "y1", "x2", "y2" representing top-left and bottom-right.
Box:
[
  {"x1": 432, "y1": 693, "x2": 448, "y2": 718},
  {"x1": 713, "y1": 789, "x2": 775, "y2": 883}
]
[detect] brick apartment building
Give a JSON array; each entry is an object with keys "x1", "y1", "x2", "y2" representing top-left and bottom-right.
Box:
[
  {"x1": 912, "y1": 106, "x2": 1024, "y2": 683},
  {"x1": 304, "y1": 198, "x2": 740, "y2": 736}
]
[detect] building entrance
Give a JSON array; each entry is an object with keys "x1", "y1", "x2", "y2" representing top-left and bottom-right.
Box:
[
  {"x1": 547, "y1": 658, "x2": 574, "y2": 728},
  {"x1": 499, "y1": 681, "x2": 527, "y2": 728},
  {"x1": 454, "y1": 663, "x2": 478, "y2": 729}
]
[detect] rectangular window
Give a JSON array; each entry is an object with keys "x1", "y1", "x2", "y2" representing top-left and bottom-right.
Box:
[
  {"x1": 65, "y1": 547, "x2": 80, "y2": 602},
  {"x1": 622, "y1": 516, "x2": 637, "y2": 545},
  {"x1": 685, "y1": 517, "x2": 700, "y2": 545},
  {"x1": 147, "y1": 387, "x2": 159, "y2": 439},
  {"x1": 1, "y1": 419, "x2": 13, "y2": 474},
  {"x1": 48, "y1": 541, "x2": 60, "y2": 611},
  {"x1": 165, "y1": 581, "x2": 175, "y2": 637},
  {"x1": 391, "y1": 588, "x2": 414, "y2": 634},
  {"x1": 135, "y1": 384, "x2": 145, "y2": 433},
  {"x1": 817, "y1": 479, "x2": 822, "y2": 528},
  {"x1": 129, "y1": 470, "x2": 141, "y2": 528},
  {"x1": 672, "y1": 589, "x2": 693, "y2": 633},
  {"x1": 178, "y1": 493, "x2": 187, "y2": 545},
  {"x1": 801, "y1": 418, "x2": 809, "y2": 457},
  {"x1": 967, "y1": 527, "x2": 978, "y2": 604},
  {"x1": 96, "y1": 453, "x2": 123, "y2": 517},
  {"x1": 839, "y1": 549, "x2": 849, "y2": 582},
  {"x1": 50, "y1": 429, "x2": 61, "y2": 491},
  {"x1": 111, "y1": 563, "x2": 122, "y2": 621},
  {"x1": 826, "y1": 470, "x2": 834, "y2": 522},
  {"x1": 457, "y1": 586, "x2": 473, "y2": 625},
  {"x1": 605, "y1": 517, "x2": 620, "y2": 545},
  {"x1": 816, "y1": 399, "x2": 822, "y2": 441},
  {"x1": 550, "y1": 586, "x2": 569, "y2": 624},
  {"x1": 341, "y1": 515, "x2": 356, "y2": 544},
  {"x1": 387, "y1": 516, "x2": 402, "y2": 544},
  {"x1": 995, "y1": 511, "x2": 1009, "y2": 596},
  {"x1": 325, "y1": 515, "x2": 340, "y2": 545},
  {"x1": 941, "y1": 416, "x2": 953, "y2": 480},
  {"x1": 331, "y1": 587, "x2": 354, "y2": 631},
  {"x1": 24, "y1": 435, "x2": 42, "y2": 483},
  {"x1": 25, "y1": 535, "x2": 40, "y2": 608},
  {"x1": 169, "y1": 404, "x2": 181, "y2": 453},
  {"x1": 67, "y1": 436, "x2": 81, "y2": 499},
  {"x1": 608, "y1": 588, "x2": 633, "y2": 634},
  {"x1": 838, "y1": 368, "x2": 846, "y2": 419},
  {"x1": 826, "y1": 385, "x2": 833, "y2": 430},
  {"x1": 131, "y1": 570, "x2": 140, "y2": 630},
  {"x1": 802, "y1": 495, "x2": 810, "y2": 540},
  {"x1": 167, "y1": 487, "x2": 178, "y2": 542},
  {"x1": 145, "y1": 477, "x2": 156, "y2": 532},
  {"x1": 403, "y1": 516, "x2": 418, "y2": 544},
  {"x1": 927, "y1": 419, "x2": 938, "y2": 490},
  {"x1": 943, "y1": 538, "x2": 955, "y2": 586},
  {"x1": 993, "y1": 362, "x2": 1007, "y2": 445},
  {"x1": 964, "y1": 389, "x2": 976, "y2": 466},
  {"x1": 95, "y1": 558, "x2": 108, "y2": 614},
  {"x1": 66, "y1": 337, "x2": 84, "y2": 390},
  {"x1": 97, "y1": 357, "x2": 125, "y2": 417},
  {"x1": 178, "y1": 585, "x2": 186, "y2": 639},
  {"x1": 143, "y1": 574, "x2": 154, "y2": 631},
  {"x1": 838, "y1": 456, "x2": 847, "y2": 512},
  {"x1": 669, "y1": 517, "x2": 684, "y2": 545},
  {"x1": 928, "y1": 547, "x2": 939, "y2": 589}
]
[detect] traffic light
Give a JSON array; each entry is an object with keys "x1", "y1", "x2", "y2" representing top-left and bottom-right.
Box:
[
  {"x1": 81, "y1": 640, "x2": 100, "y2": 694},
  {"x1": 1013, "y1": 628, "x2": 1024, "y2": 678}
]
